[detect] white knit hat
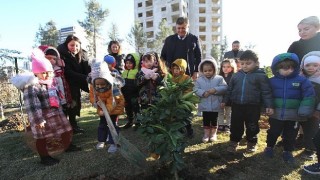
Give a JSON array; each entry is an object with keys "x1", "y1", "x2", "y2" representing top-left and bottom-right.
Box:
[{"x1": 301, "y1": 51, "x2": 320, "y2": 69}]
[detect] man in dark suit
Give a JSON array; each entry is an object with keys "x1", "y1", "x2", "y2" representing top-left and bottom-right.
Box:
[
  {"x1": 224, "y1": 40, "x2": 244, "y2": 59},
  {"x1": 161, "y1": 17, "x2": 202, "y2": 80}
]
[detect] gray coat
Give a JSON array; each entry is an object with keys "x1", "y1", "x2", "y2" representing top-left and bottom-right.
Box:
[{"x1": 194, "y1": 58, "x2": 228, "y2": 112}]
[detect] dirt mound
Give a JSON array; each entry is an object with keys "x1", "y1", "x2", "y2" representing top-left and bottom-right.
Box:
[{"x1": 0, "y1": 113, "x2": 29, "y2": 133}]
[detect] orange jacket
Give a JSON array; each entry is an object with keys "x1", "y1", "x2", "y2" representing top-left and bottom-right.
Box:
[{"x1": 89, "y1": 85, "x2": 125, "y2": 115}]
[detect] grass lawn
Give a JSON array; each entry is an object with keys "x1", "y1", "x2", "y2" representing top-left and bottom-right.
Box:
[{"x1": 0, "y1": 107, "x2": 319, "y2": 180}]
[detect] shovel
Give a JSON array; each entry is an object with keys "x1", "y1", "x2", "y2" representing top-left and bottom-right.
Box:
[{"x1": 97, "y1": 98, "x2": 146, "y2": 169}]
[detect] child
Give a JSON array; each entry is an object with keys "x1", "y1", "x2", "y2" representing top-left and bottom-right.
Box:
[
  {"x1": 264, "y1": 53, "x2": 315, "y2": 163},
  {"x1": 194, "y1": 57, "x2": 227, "y2": 142},
  {"x1": 221, "y1": 50, "x2": 274, "y2": 153},
  {"x1": 300, "y1": 51, "x2": 320, "y2": 174},
  {"x1": 108, "y1": 40, "x2": 125, "y2": 74},
  {"x1": 171, "y1": 58, "x2": 191, "y2": 83},
  {"x1": 104, "y1": 55, "x2": 125, "y2": 99},
  {"x1": 136, "y1": 52, "x2": 167, "y2": 110},
  {"x1": 42, "y1": 46, "x2": 72, "y2": 111},
  {"x1": 89, "y1": 58, "x2": 124, "y2": 152},
  {"x1": 170, "y1": 58, "x2": 194, "y2": 137},
  {"x1": 121, "y1": 53, "x2": 141, "y2": 129},
  {"x1": 10, "y1": 48, "x2": 77, "y2": 166},
  {"x1": 217, "y1": 59, "x2": 237, "y2": 132}
]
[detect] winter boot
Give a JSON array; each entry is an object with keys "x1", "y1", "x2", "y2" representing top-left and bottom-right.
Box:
[
  {"x1": 209, "y1": 127, "x2": 218, "y2": 142},
  {"x1": 227, "y1": 141, "x2": 239, "y2": 153},
  {"x1": 202, "y1": 128, "x2": 210, "y2": 143}
]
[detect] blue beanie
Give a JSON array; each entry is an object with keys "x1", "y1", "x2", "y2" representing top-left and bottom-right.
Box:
[{"x1": 104, "y1": 55, "x2": 115, "y2": 64}]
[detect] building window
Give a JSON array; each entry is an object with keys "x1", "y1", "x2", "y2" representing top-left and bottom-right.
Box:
[
  {"x1": 146, "y1": 10, "x2": 153, "y2": 17},
  {"x1": 199, "y1": 17, "x2": 206, "y2": 22},
  {"x1": 199, "y1": 35, "x2": 206, "y2": 41},
  {"x1": 147, "y1": 31, "x2": 154, "y2": 38},
  {"x1": 146, "y1": 0, "x2": 153, "y2": 7},
  {"x1": 199, "y1": 7, "x2": 206, "y2": 13},
  {"x1": 138, "y1": 13, "x2": 143, "y2": 17},
  {"x1": 146, "y1": 21, "x2": 153, "y2": 28},
  {"x1": 199, "y1": 26, "x2": 206, "y2": 32},
  {"x1": 140, "y1": 23, "x2": 143, "y2": 27},
  {"x1": 138, "y1": 2, "x2": 142, "y2": 7},
  {"x1": 199, "y1": 0, "x2": 206, "y2": 3},
  {"x1": 171, "y1": 3, "x2": 179, "y2": 12},
  {"x1": 161, "y1": 7, "x2": 166, "y2": 11}
]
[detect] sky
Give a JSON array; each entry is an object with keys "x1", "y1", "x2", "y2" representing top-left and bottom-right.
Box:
[{"x1": 0, "y1": 0, "x2": 319, "y2": 67}]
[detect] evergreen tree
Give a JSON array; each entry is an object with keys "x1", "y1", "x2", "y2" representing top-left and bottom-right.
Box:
[
  {"x1": 127, "y1": 21, "x2": 147, "y2": 54},
  {"x1": 150, "y1": 19, "x2": 174, "y2": 53},
  {"x1": 108, "y1": 23, "x2": 123, "y2": 42},
  {"x1": 78, "y1": 0, "x2": 109, "y2": 58},
  {"x1": 210, "y1": 44, "x2": 220, "y2": 61},
  {"x1": 34, "y1": 20, "x2": 59, "y2": 47}
]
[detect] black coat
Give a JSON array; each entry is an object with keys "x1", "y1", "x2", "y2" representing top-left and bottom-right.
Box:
[
  {"x1": 161, "y1": 33, "x2": 201, "y2": 75},
  {"x1": 57, "y1": 44, "x2": 91, "y2": 116},
  {"x1": 288, "y1": 32, "x2": 320, "y2": 64}
]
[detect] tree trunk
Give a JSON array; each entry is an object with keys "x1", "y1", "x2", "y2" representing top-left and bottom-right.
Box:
[{"x1": 0, "y1": 103, "x2": 4, "y2": 120}]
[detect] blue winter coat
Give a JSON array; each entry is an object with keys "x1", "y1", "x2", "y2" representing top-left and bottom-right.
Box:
[{"x1": 269, "y1": 53, "x2": 315, "y2": 121}]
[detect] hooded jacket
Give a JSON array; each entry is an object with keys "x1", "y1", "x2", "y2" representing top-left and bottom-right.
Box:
[
  {"x1": 269, "y1": 53, "x2": 315, "y2": 121},
  {"x1": 301, "y1": 51, "x2": 320, "y2": 111},
  {"x1": 170, "y1": 58, "x2": 191, "y2": 84},
  {"x1": 10, "y1": 72, "x2": 71, "y2": 139},
  {"x1": 223, "y1": 64, "x2": 273, "y2": 108},
  {"x1": 89, "y1": 59, "x2": 124, "y2": 115},
  {"x1": 194, "y1": 57, "x2": 227, "y2": 112}
]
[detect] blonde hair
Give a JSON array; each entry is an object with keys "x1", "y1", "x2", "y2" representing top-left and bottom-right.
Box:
[{"x1": 298, "y1": 16, "x2": 320, "y2": 29}]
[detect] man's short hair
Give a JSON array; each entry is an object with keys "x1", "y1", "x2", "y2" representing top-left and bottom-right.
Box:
[
  {"x1": 176, "y1": 17, "x2": 189, "y2": 25},
  {"x1": 232, "y1": 40, "x2": 240, "y2": 44}
]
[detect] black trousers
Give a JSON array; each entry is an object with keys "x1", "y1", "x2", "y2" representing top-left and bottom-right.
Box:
[
  {"x1": 313, "y1": 129, "x2": 320, "y2": 163},
  {"x1": 230, "y1": 104, "x2": 261, "y2": 144},
  {"x1": 267, "y1": 118, "x2": 299, "y2": 151},
  {"x1": 202, "y1": 111, "x2": 218, "y2": 128}
]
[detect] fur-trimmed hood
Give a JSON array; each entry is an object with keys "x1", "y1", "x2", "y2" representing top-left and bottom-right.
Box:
[
  {"x1": 198, "y1": 57, "x2": 218, "y2": 76},
  {"x1": 10, "y1": 72, "x2": 38, "y2": 90}
]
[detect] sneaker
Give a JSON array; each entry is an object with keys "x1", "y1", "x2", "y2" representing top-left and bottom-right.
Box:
[
  {"x1": 302, "y1": 149, "x2": 316, "y2": 160},
  {"x1": 264, "y1": 147, "x2": 274, "y2": 158},
  {"x1": 65, "y1": 144, "x2": 82, "y2": 152},
  {"x1": 122, "y1": 122, "x2": 133, "y2": 129},
  {"x1": 108, "y1": 144, "x2": 118, "y2": 153},
  {"x1": 283, "y1": 151, "x2": 295, "y2": 163},
  {"x1": 227, "y1": 141, "x2": 239, "y2": 153},
  {"x1": 73, "y1": 127, "x2": 85, "y2": 134},
  {"x1": 95, "y1": 142, "x2": 105, "y2": 150},
  {"x1": 246, "y1": 142, "x2": 257, "y2": 153},
  {"x1": 40, "y1": 156, "x2": 60, "y2": 166},
  {"x1": 303, "y1": 163, "x2": 320, "y2": 175}
]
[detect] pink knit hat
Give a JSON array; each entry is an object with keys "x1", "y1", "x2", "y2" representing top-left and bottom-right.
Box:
[{"x1": 31, "y1": 48, "x2": 53, "y2": 73}]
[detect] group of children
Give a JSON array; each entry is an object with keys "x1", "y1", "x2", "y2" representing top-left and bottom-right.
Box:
[{"x1": 10, "y1": 40, "x2": 320, "y2": 174}]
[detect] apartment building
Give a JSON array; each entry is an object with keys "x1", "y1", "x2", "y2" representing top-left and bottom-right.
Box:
[{"x1": 134, "y1": 0, "x2": 222, "y2": 57}]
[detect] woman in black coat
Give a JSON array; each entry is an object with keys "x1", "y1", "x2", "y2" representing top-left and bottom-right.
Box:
[{"x1": 57, "y1": 35, "x2": 91, "y2": 134}]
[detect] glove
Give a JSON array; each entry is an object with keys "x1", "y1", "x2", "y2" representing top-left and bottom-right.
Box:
[
  {"x1": 151, "y1": 73, "x2": 159, "y2": 80},
  {"x1": 144, "y1": 73, "x2": 151, "y2": 79}
]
